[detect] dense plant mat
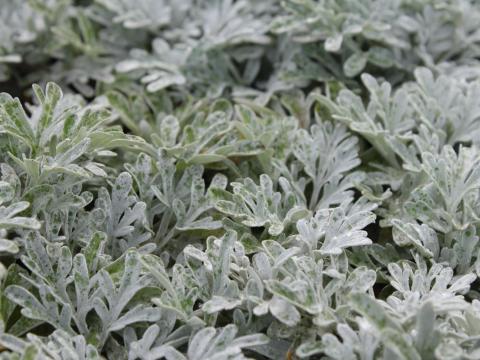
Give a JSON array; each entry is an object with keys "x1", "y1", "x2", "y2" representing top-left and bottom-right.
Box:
[{"x1": 0, "y1": 0, "x2": 480, "y2": 359}]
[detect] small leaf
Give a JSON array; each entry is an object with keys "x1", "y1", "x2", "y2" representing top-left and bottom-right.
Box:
[{"x1": 343, "y1": 52, "x2": 367, "y2": 77}]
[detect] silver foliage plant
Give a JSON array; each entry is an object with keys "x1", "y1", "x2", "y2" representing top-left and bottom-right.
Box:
[{"x1": 0, "y1": 0, "x2": 480, "y2": 359}]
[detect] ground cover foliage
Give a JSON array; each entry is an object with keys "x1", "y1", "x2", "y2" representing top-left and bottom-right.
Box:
[{"x1": 0, "y1": 0, "x2": 480, "y2": 359}]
